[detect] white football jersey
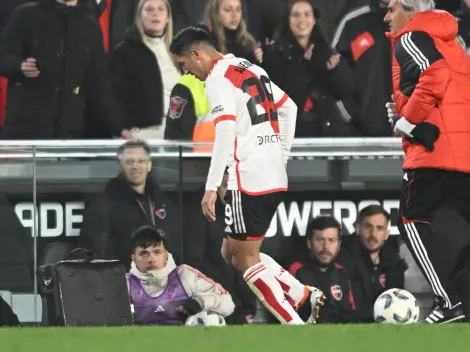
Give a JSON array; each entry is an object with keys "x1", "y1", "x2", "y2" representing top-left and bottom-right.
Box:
[{"x1": 205, "y1": 54, "x2": 297, "y2": 195}]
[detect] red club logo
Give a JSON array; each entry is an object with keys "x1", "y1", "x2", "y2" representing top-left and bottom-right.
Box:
[{"x1": 331, "y1": 285, "x2": 342, "y2": 301}]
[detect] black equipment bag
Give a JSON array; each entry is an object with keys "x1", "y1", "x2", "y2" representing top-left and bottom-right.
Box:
[{"x1": 37, "y1": 258, "x2": 134, "y2": 326}]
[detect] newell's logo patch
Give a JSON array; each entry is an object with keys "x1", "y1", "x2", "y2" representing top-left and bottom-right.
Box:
[
  {"x1": 155, "y1": 206, "x2": 167, "y2": 219},
  {"x1": 331, "y1": 285, "x2": 343, "y2": 301},
  {"x1": 211, "y1": 105, "x2": 224, "y2": 114},
  {"x1": 380, "y1": 273, "x2": 387, "y2": 288},
  {"x1": 169, "y1": 96, "x2": 187, "y2": 119}
]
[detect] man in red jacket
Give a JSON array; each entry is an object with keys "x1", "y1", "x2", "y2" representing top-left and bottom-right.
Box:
[{"x1": 385, "y1": 0, "x2": 470, "y2": 324}]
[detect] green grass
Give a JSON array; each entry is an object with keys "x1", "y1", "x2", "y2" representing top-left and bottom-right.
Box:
[{"x1": 1, "y1": 324, "x2": 469, "y2": 352}]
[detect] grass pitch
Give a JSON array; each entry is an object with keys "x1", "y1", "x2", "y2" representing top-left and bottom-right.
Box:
[{"x1": 1, "y1": 324, "x2": 468, "y2": 352}]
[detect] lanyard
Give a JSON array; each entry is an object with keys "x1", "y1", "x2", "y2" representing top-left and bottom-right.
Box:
[{"x1": 136, "y1": 196, "x2": 155, "y2": 226}]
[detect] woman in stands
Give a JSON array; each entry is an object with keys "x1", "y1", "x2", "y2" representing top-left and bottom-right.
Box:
[
  {"x1": 204, "y1": 0, "x2": 263, "y2": 64},
  {"x1": 109, "y1": 0, "x2": 180, "y2": 139},
  {"x1": 127, "y1": 225, "x2": 235, "y2": 325},
  {"x1": 263, "y1": 0, "x2": 358, "y2": 137}
]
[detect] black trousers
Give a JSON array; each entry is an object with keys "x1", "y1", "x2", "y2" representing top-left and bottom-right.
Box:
[{"x1": 397, "y1": 168, "x2": 470, "y2": 309}]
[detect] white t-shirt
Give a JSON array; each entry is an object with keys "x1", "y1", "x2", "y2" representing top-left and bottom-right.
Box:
[{"x1": 205, "y1": 54, "x2": 298, "y2": 195}]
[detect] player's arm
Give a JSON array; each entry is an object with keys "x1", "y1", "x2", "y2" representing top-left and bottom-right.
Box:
[
  {"x1": 164, "y1": 83, "x2": 195, "y2": 140},
  {"x1": 395, "y1": 31, "x2": 449, "y2": 125},
  {"x1": 179, "y1": 265, "x2": 235, "y2": 317},
  {"x1": 271, "y1": 80, "x2": 297, "y2": 165},
  {"x1": 204, "y1": 77, "x2": 237, "y2": 191}
]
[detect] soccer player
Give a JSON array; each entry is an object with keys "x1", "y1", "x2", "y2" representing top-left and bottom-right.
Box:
[
  {"x1": 385, "y1": 0, "x2": 470, "y2": 323},
  {"x1": 170, "y1": 26, "x2": 325, "y2": 325}
]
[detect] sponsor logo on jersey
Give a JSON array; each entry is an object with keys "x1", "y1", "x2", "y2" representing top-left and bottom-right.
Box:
[
  {"x1": 211, "y1": 105, "x2": 224, "y2": 114},
  {"x1": 155, "y1": 305, "x2": 166, "y2": 312},
  {"x1": 257, "y1": 134, "x2": 281, "y2": 146}
]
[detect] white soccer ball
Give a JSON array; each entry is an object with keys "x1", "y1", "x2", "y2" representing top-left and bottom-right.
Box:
[
  {"x1": 185, "y1": 311, "x2": 226, "y2": 326},
  {"x1": 374, "y1": 288, "x2": 420, "y2": 324}
]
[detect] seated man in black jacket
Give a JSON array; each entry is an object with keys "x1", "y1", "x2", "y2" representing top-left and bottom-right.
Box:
[
  {"x1": 78, "y1": 140, "x2": 183, "y2": 267},
  {"x1": 338, "y1": 205, "x2": 408, "y2": 322},
  {"x1": 289, "y1": 216, "x2": 356, "y2": 324}
]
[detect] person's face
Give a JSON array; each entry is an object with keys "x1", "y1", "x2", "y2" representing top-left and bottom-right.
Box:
[
  {"x1": 384, "y1": 0, "x2": 414, "y2": 35},
  {"x1": 308, "y1": 228, "x2": 340, "y2": 266},
  {"x1": 356, "y1": 214, "x2": 390, "y2": 253},
  {"x1": 289, "y1": 1, "x2": 315, "y2": 40},
  {"x1": 173, "y1": 49, "x2": 209, "y2": 81},
  {"x1": 218, "y1": 0, "x2": 242, "y2": 30},
  {"x1": 465, "y1": 0, "x2": 470, "y2": 9},
  {"x1": 132, "y1": 242, "x2": 168, "y2": 273},
  {"x1": 119, "y1": 147, "x2": 152, "y2": 186},
  {"x1": 141, "y1": 0, "x2": 169, "y2": 36}
]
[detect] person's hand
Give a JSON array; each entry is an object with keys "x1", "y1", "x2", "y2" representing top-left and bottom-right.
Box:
[
  {"x1": 386, "y1": 95, "x2": 399, "y2": 128},
  {"x1": 21, "y1": 58, "x2": 40, "y2": 78},
  {"x1": 304, "y1": 43, "x2": 315, "y2": 60},
  {"x1": 326, "y1": 54, "x2": 341, "y2": 70},
  {"x1": 201, "y1": 190, "x2": 217, "y2": 222},
  {"x1": 395, "y1": 118, "x2": 440, "y2": 151},
  {"x1": 121, "y1": 129, "x2": 133, "y2": 139},
  {"x1": 254, "y1": 43, "x2": 263, "y2": 63},
  {"x1": 176, "y1": 306, "x2": 190, "y2": 316}
]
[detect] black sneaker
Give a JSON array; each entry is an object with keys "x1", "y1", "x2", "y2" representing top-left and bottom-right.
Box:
[{"x1": 421, "y1": 300, "x2": 466, "y2": 324}]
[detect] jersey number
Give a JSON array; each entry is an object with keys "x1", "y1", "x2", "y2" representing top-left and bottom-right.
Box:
[
  {"x1": 241, "y1": 75, "x2": 279, "y2": 131},
  {"x1": 225, "y1": 203, "x2": 233, "y2": 226}
]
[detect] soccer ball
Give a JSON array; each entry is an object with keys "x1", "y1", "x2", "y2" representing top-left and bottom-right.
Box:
[
  {"x1": 185, "y1": 311, "x2": 226, "y2": 326},
  {"x1": 373, "y1": 288, "x2": 420, "y2": 324}
]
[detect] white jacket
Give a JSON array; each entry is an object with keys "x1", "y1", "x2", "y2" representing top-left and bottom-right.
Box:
[{"x1": 128, "y1": 254, "x2": 235, "y2": 317}]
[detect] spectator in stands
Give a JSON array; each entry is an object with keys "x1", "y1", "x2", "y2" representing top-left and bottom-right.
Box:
[
  {"x1": 455, "y1": 0, "x2": 470, "y2": 54},
  {"x1": 110, "y1": 0, "x2": 180, "y2": 139},
  {"x1": 204, "y1": 0, "x2": 263, "y2": 64},
  {"x1": 79, "y1": 0, "x2": 139, "y2": 53},
  {"x1": 0, "y1": 0, "x2": 32, "y2": 32},
  {"x1": 127, "y1": 225, "x2": 235, "y2": 325},
  {"x1": 338, "y1": 205, "x2": 408, "y2": 322},
  {"x1": 295, "y1": 0, "x2": 369, "y2": 43},
  {"x1": 79, "y1": 140, "x2": 183, "y2": 267},
  {"x1": 0, "y1": 0, "x2": 32, "y2": 132},
  {"x1": 288, "y1": 216, "x2": 357, "y2": 324},
  {"x1": 0, "y1": 0, "x2": 131, "y2": 140},
  {"x1": 171, "y1": 0, "x2": 247, "y2": 33},
  {"x1": 331, "y1": 0, "x2": 393, "y2": 137},
  {"x1": 263, "y1": 0, "x2": 357, "y2": 137}
]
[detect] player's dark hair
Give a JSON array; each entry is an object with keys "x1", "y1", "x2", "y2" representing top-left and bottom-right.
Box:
[
  {"x1": 170, "y1": 26, "x2": 214, "y2": 56},
  {"x1": 357, "y1": 205, "x2": 391, "y2": 225},
  {"x1": 117, "y1": 140, "x2": 150, "y2": 160},
  {"x1": 131, "y1": 225, "x2": 167, "y2": 253},
  {"x1": 306, "y1": 216, "x2": 342, "y2": 240}
]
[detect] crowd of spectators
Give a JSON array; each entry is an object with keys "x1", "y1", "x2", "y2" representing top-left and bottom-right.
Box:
[{"x1": 0, "y1": 0, "x2": 466, "y2": 139}]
